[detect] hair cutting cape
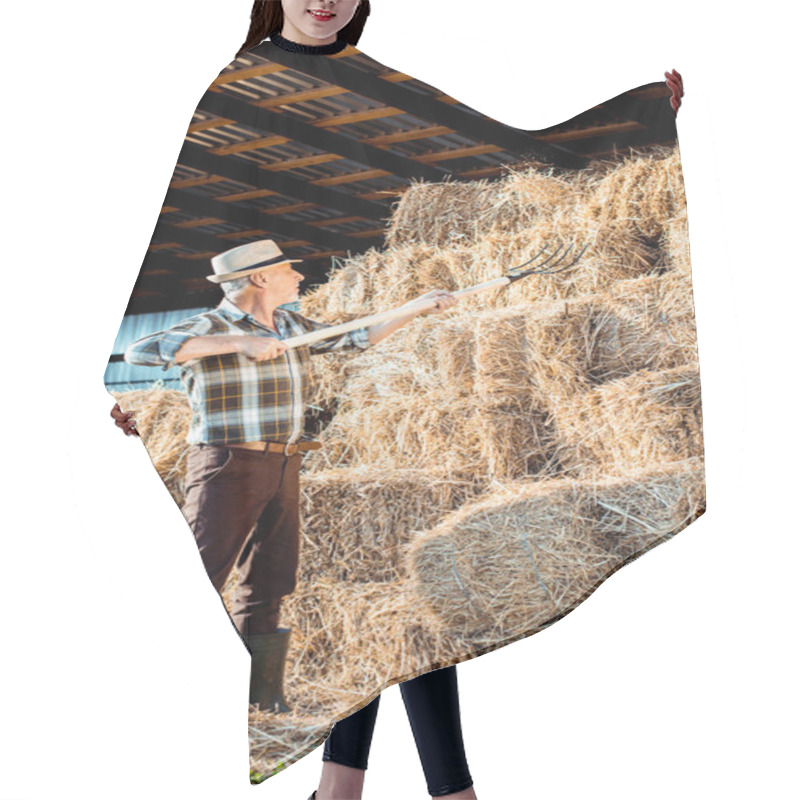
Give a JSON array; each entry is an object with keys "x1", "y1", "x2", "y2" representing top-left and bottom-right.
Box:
[{"x1": 104, "y1": 34, "x2": 705, "y2": 784}]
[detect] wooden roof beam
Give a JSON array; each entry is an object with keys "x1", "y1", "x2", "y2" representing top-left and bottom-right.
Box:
[
  {"x1": 364, "y1": 125, "x2": 454, "y2": 145},
  {"x1": 252, "y1": 43, "x2": 586, "y2": 168},
  {"x1": 178, "y1": 141, "x2": 393, "y2": 220},
  {"x1": 415, "y1": 144, "x2": 503, "y2": 163},
  {"x1": 197, "y1": 89, "x2": 454, "y2": 183},
  {"x1": 537, "y1": 121, "x2": 644, "y2": 143},
  {"x1": 163, "y1": 187, "x2": 380, "y2": 253},
  {"x1": 257, "y1": 85, "x2": 346, "y2": 108}
]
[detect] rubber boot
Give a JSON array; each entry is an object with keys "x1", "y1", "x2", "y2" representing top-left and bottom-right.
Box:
[{"x1": 246, "y1": 627, "x2": 292, "y2": 713}]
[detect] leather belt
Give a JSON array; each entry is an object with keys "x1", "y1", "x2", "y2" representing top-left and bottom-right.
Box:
[{"x1": 226, "y1": 440, "x2": 322, "y2": 455}]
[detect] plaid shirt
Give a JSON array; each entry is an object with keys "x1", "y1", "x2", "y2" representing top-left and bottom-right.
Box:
[{"x1": 124, "y1": 296, "x2": 372, "y2": 445}]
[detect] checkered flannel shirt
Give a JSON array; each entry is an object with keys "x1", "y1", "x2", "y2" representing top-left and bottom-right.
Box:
[{"x1": 124, "y1": 296, "x2": 372, "y2": 445}]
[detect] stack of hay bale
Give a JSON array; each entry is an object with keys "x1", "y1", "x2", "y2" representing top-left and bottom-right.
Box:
[
  {"x1": 111, "y1": 145, "x2": 706, "y2": 771},
  {"x1": 294, "y1": 144, "x2": 704, "y2": 649}
]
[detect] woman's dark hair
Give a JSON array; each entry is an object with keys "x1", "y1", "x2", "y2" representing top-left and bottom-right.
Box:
[{"x1": 236, "y1": 1, "x2": 371, "y2": 58}]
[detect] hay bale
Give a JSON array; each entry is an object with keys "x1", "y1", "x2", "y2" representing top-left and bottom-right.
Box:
[
  {"x1": 307, "y1": 300, "x2": 481, "y2": 418},
  {"x1": 375, "y1": 244, "x2": 486, "y2": 311},
  {"x1": 475, "y1": 399, "x2": 560, "y2": 480},
  {"x1": 109, "y1": 387, "x2": 192, "y2": 504},
  {"x1": 554, "y1": 366, "x2": 703, "y2": 474},
  {"x1": 477, "y1": 298, "x2": 686, "y2": 397},
  {"x1": 280, "y1": 579, "x2": 451, "y2": 695},
  {"x1": 112, "y1": 274, "x2": 700, "y2": 489},
  {"x1": 306, "y1": 389, "x2": 491, "y2": 481},
  {"x1": 583, "y1": 146, "x2": 687, "y2": 240},
  {"x1": 250, "y1": 461, "x2": 705, "y2": 776},
  {"x1": 299, "y1": 249, "x2": 382, "y2": 320},
  {"x1": 661, "y1": 208, "x2": 692, "y2": 274},
  {"x1": 385, "y1": 178, "x2": 505, "y2": 249},
  {"x1": 381, "y1": 154, "x2": 673, "y2": 297},
  {"x1": 301, "y1": 244, "x2": 473, "y2": 319},
  {"x1": 604, "y1": 271, "x2": 700, "y2": 367},
  {"x1": 306, "y1": 303, "x2": 576, "y2": 480},
  {"x1": 334, "y1": 320, "x2": 445, "y2": 402},
  {"x1": 385, "y1": 165, "x2": 577, "y2": 249},
  {"x1": 429, "y1": 314, "x2": 479, "y2": 396},
  {"x1": 406, "y1": 462, "x2": 705, "y2": 638},
  {"x1": 248, "y1": 579, "x2": 436, "y2": 775},
  {"x1": 306, "y1": 291, "x2": 694, "y2": 480},
  {"x1": 248, "y1": 714, "x2": 333, "y2": 781},
  {"x1": 474, "y1": 301, "x2": 591, "y2": 405},
  {"x1": 586, "y1": 461, "x2": 705, "y2": 559},
  {"x1": 455, "y1": 293, "x2": 697, "y2": 478},
  {"x1": 304, "y1": 355, "x2": 355, "y2": 410},
  {"x1": 406, "y1": 477, "x2": 612, "y2": 638},
  {"x1": 302, "y1": 221, "x2": 656, "y2": 321},
  {"x1": 296, "y1": 466, "x2": 482, "y2": 583},
  {"x1": 248, "y1": 577, "x2": 481, "y2": 775},
  {"x1": 300, "y1": 146, "x2": 689, "y2": 330},
  {"x1": 512, "y1": 299, "x2": 606, "y2": 391},
  {"x1": 452, "y1": 219, "x2": 657, "y2": 306},
  {"x1": 249, "y1": 561, "x2": 579, "y2": 776}
]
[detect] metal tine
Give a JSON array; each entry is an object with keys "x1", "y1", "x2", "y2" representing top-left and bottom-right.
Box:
[
  {"x1": 533, "y1": 243, "x2": 567, "y2": 270},
  {"x1": 505, "y1": 240, "x2": 591, "y2": 285},
  {"x1": 531, "y1": 241, "x2": 575, "y2": 273},
  {"x1": 542, "y1": 243, "x2": 589, "y2": 275},
  {"x1": 542, "y1": 244, "x2": 589, "y2": 275},
  {"x1": 510, "y1": 242, "x2": 551, "y2": 272},
  {"x1": 540, "y1": 242, "x2": 574, "y2": 270},
  {"x1": 508, "y1": 242, "x2": 565, "y2": 275},
  {"x1": 508, "y1": 242, "x2": 590, "y2": 281},
  {"x1": 541, "y1": 241, "x2": 590, "y2": 274}
]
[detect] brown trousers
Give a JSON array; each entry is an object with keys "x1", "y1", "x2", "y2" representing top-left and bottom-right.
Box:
[{"x1": 179, "y1": 443, "x2": 303, "y2": 640}]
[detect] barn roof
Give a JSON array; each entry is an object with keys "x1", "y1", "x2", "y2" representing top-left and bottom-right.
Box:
[{"x1": 128, "y1": 41, "x2": 675, "y2": 316}]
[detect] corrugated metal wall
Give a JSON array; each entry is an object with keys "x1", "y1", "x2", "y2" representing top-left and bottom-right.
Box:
[{"x1": 104, "y1": 300, "x2": 302, "y2": 391}]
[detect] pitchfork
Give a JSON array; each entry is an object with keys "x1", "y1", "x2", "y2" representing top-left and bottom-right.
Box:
[
  {"x1": 281, "y1": 240, "x2": 590, "y2": 350},
  {"x1": 506, "y1": 241, "x2": 591, "y2": 280}
]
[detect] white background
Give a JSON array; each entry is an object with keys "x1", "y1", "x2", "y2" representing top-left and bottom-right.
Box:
[{"x1": 1, "y1": 1, "x2": 797, "y2": 798}]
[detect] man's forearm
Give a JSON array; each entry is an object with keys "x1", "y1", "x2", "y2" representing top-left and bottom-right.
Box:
[
  {"x1": 367, "y1": 308, "x2": 424, "y2": 346},
  {"x1": 174, "y1": 334, "x2": 243, "y2": 364},
  {"x1": 174, "y1": 312, "x2": 423, "y2": 361}
]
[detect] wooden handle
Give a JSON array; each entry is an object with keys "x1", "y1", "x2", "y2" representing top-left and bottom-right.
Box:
[{"x1": 282, "y1": 276, "x2": 510, "y2": 349}]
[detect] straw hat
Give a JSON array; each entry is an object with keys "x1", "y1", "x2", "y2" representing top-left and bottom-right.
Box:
[{"x1": 206, "y1": 239, "x2": 303, "y2": 284}]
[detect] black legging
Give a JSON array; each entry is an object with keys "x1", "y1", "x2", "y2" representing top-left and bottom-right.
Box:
[{"x1": 322, "y1": 664, "x2": 473, "y2": 797}]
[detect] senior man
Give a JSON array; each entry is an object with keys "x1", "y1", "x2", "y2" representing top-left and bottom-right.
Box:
[{"x1": 124, "y1": 239, "x2": 457, "y2": 712}]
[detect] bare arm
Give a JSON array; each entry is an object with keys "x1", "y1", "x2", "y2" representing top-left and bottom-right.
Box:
[
  {"x1": 367, "y1": 289, "x2": 459, "y2": 346},
  {"x1": 174, "y1": 334, "x2": 287, "y2": 364},
  {"x1": 366, "y1": 309, "x2": 421, "y2": 346},
  {"x1": 173, "y1": 334, "x2": 245, "y2": 363},
  {"x1": 113, "y1": 292, "x2": 455, "y2": 437}
]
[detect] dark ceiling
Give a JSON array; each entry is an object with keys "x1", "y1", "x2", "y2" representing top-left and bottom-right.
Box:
[{"x1": 125, "y1": 41, "x2": 675, "y2": 317}]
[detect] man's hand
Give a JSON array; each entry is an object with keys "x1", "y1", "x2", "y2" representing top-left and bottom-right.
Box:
[
  {"x1": 110, "y1": 402, "x2": 139, "y2": 437},
  {"x1": 407, "y1": 289, "x2": 459, "y2": 316},
  {"x1": 237, "y1": 337, "x2": 289, "y2": 362},
  {"x1": 665, "y1": 69, "x2": 684, "y2": 116}
]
